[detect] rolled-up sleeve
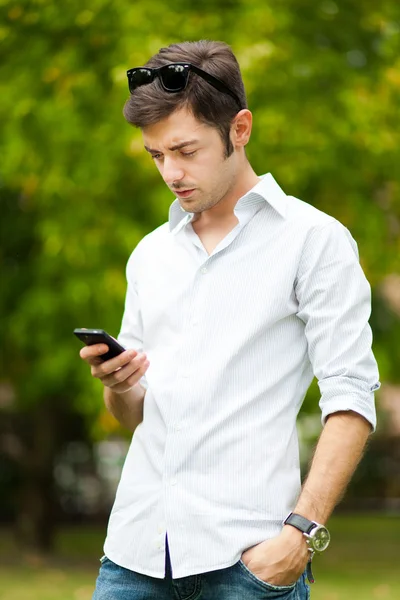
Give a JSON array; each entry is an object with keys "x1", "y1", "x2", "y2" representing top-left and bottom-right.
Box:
[
  {"x1": 117, "y1": 250, "x2": 148, "y2": 390},
  {"x1": 295, "y1": 220, "x2": 380, "y2": 430}
]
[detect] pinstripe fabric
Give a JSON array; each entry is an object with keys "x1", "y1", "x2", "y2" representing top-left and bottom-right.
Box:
[{"x1": 104, "y1": 173, "x2": 380, "y2": 579}]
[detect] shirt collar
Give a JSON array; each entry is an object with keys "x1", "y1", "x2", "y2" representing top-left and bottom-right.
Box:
[{"x1": 168, "y1": 172, "x2": 287, "y2": 234}]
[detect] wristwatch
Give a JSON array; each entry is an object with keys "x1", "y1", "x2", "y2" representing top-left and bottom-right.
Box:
[{"x1": 283, "y1": 512, "x2": 331, "y2": 552}]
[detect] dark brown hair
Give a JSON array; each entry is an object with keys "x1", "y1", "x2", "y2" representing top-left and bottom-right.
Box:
[{"x1": 123, "y1": 40, "x2": 248, "y2": 157}]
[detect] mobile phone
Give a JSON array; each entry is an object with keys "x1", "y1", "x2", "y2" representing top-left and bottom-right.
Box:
[{"x1": 74, "y1": 328, "x2": 126, "y2": 361}]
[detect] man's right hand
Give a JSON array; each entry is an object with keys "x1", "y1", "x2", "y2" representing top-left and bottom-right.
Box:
[{"x1": 79, "y1": 344, "x2": 150, "y2": 394}]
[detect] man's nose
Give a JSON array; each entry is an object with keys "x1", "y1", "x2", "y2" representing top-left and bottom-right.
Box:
[{"x1": 162, "y1": 157, "x2": 184, "y2": 186}]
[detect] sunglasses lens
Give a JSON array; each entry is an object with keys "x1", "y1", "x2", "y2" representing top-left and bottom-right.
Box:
[
  {"x1": 160, "y1": 64, "x2": 189, "y2": 91},
  {"x1": 128, "y1": 68, "x2": 153, "y2": 92}
]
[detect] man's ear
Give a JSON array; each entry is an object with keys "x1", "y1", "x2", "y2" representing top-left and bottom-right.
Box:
[{"x1": 231, "y1": 109, "x2": 253, "y2": 148}]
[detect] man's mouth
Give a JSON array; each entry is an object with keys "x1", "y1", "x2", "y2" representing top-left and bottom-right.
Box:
[{"x1": 174, "y1": 189, "x2": 196, "y2": 198}]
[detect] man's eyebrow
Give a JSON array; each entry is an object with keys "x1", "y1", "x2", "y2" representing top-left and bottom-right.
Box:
[{"x1": 144, "y1": 140, "x2": 200, "y2": 153}]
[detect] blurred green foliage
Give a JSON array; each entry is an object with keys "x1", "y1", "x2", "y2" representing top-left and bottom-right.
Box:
[
  {"x1": 0, "y1": 0, "x2": 399, "y2": 547},
  {"x1": 1, "y1": 0, "x2": 400, "y2": 415}
]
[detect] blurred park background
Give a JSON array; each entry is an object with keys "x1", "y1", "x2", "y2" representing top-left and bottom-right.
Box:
[{"x1": 1, "y1": 0, "x2": 400, "y2": 598}]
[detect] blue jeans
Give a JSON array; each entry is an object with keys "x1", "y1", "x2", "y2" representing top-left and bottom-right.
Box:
[{"x1": 93, "y1": 537, "x2": 310, "y2": 599}]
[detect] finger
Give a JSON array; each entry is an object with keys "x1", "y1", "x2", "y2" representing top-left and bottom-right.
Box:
[
  {"x1": 100, "y1": 354, "x2": 148, "y2": 387},
  {"x1": 80, "y1": 344, "x2": 109, "y2": 363},
  {"x1": 109, "y1": 360, "x2": 150, "y2": 394},
  {"x1": 92, "y1": 349, "x2": 140, "y2": 378}
]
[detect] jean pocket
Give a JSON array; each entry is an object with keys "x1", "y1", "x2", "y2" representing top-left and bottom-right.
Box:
[{"x1": 238, "y1": 559, "x2": 296, "y2": 595}]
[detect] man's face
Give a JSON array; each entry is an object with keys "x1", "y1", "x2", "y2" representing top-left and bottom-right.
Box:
[{"x1": 142, "y1": 106, "x2": 238, "y2": 215}]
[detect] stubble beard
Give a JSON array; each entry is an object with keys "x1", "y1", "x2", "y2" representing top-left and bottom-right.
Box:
[
  {"x1": 185, "y1": 178, "x2": 234, "y2": 216},
  {"x1": 179, "y1": 155, "x2": 236, "y2": 215},
  {"x1": 190, "y1": 192, "x2": 222, "y2": 215}
]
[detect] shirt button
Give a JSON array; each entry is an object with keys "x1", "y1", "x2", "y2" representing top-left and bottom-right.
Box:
[
  {"x1": 170, "y1": 478, "x2": 177, "y2": 486},
  {"x1": 200, "y1": 267, "x2": 208, "y2": 274},
  {"x1": 175, "y1": 423, "x2": 182, "y2": 431}
]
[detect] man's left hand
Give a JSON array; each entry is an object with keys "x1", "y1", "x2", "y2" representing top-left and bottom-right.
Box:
[{"x1": 240, "y1": 525, "x2": 310, "y2": 586}]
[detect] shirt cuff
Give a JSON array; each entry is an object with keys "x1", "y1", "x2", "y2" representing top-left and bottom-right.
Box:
[{"x1": 320, "y1": 392, "x2": 378, "y2": 432}]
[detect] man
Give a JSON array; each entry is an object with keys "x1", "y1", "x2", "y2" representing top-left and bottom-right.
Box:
[{"x1": 81, "y1": 40, "x2": 380, "y2": 599}]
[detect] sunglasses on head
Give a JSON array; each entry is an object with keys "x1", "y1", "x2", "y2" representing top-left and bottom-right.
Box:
[{"x1": 126, "y1": 62, "x2": 242, "y2": 109}]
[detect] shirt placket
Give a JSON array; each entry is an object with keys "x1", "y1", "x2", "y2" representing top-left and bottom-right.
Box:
[
  {"x1": 162, "y1": 202, "x2": 263, "y2": 571},
  {"x1": 162, "y1": 252, "x2": 212, "y2": 568}
]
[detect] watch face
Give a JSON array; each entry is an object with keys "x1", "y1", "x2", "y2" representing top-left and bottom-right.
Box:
[{"x1": 311, "y1": 526, "x2": 331, "y2": 552}]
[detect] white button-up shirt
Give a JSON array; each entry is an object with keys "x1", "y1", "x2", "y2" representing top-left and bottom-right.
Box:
[{"x1": 104, "y1": 173, "x2": 380, "y2": 578}]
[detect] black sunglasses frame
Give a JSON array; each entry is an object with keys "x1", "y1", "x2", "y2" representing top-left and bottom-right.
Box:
[{"x1": 126, "y1": 63, "x2": 242, "y2": 109}]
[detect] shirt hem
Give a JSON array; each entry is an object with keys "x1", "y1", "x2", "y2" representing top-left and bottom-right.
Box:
[
  {"x1": 172, "y1": 556, "x2": 242, "y2": 579},
  {"x1": 103, "y1": 547, "x2": 242, "y2": 579}
]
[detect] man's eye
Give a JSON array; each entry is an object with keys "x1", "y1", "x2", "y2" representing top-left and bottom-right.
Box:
[
  {"x1": 151, "y1": 154, "x2": 163, "y2": 160},
  {"x1": 181, "y1": 151, "x2": 197, "y2": 157}
]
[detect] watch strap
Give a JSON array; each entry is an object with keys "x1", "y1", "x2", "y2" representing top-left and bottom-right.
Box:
[
  {"x1": 284, "y1": 512, "x2": 320, "y2": 585},
  {"x1": 284, "y1": 512, "x2": 317, "y2": 535},
  {"x1": 306, "y1": 557, "x2": 315, "y2": 584}
]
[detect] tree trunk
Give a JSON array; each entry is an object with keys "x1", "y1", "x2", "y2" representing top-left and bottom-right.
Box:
[{"x1": 14, "y1": 401, "x2": 59, "y2": 553}]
